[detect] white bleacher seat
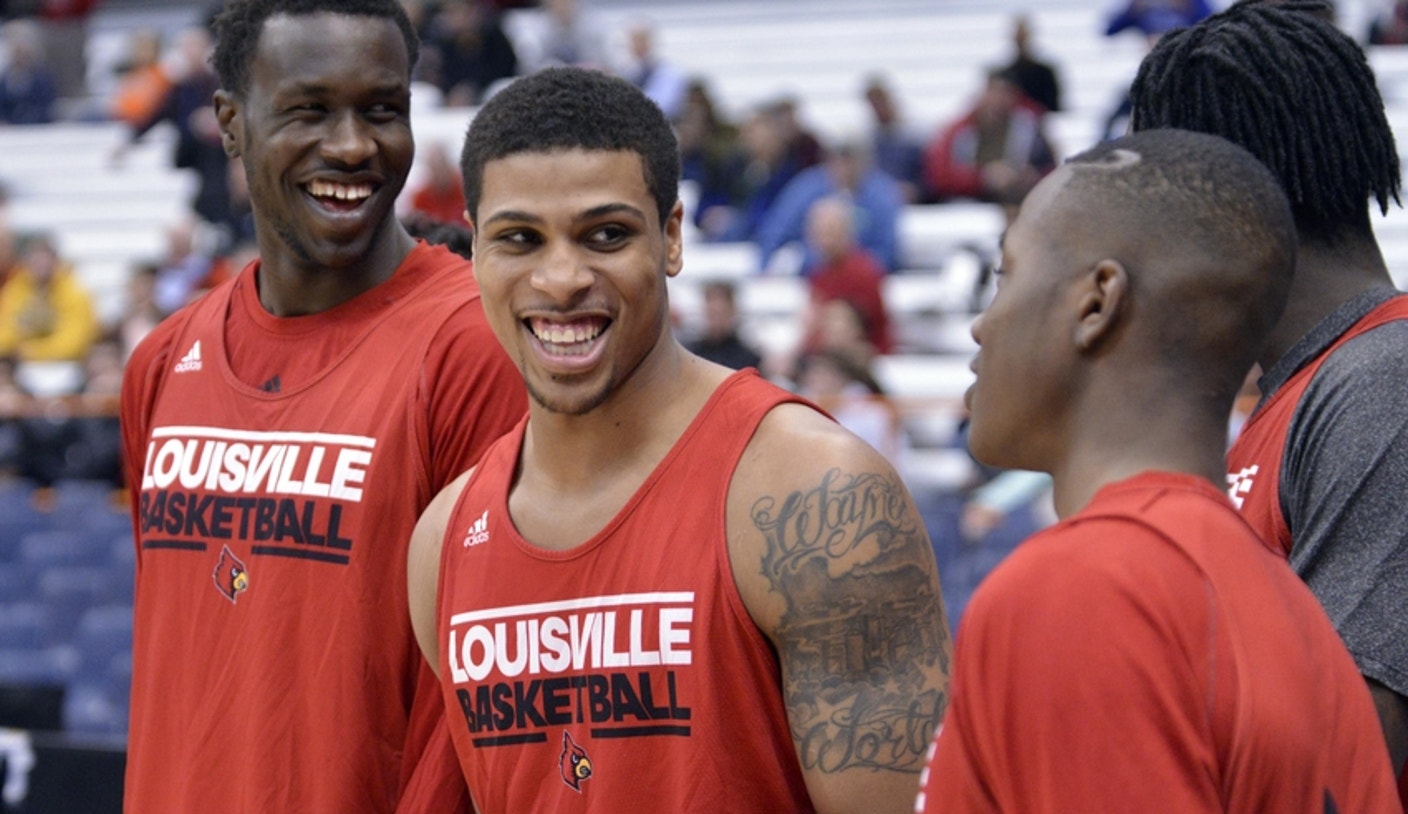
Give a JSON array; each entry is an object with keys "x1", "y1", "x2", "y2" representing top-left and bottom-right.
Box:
[
  {"x1": 680, "y1": 241, "x2": 759, "y2": 279},
  {"x1": 898, "y1": 203, "x2": 1004, "y2": 270},
  {"x1": 872, "y1": 353, "x2": 974, "y2": 404}
]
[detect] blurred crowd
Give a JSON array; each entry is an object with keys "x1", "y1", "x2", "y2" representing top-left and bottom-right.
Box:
[{"x1": 0, "y1": 0, "x2": 1381, "y2": 519}]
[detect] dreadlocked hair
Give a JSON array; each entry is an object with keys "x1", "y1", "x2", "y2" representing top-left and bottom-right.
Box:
[{"x1": 1129, "y1": 0, "x2": 1400, "y2": 242}]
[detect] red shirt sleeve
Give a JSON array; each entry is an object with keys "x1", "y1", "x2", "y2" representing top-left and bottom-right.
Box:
[{"x1": 418, "y1": 294, "x2": 527, "y2": 492}]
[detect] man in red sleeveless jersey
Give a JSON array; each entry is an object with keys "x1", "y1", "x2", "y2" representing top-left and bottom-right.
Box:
[
  {"x1": 405, "y1": 66, "x2": 952, "y2": 813},
  {"x1": 916, "y1": 129, "x2": 1400, "y2": 812},
  {"x1": 1129, "y1": 2, "x2": 1408, "y2": 800},
  {"x1": 119, "y1": 1, "x2": 525, "y2": 811}
]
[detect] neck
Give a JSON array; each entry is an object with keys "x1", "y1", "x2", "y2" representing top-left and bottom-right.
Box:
[
  {"x1": 1262, "y1": 234, "x2": 1392, "y2": 368},
  {"x1": 255, "y1": 219, "x2": 415, "y2": 317},
  {"x1": 1047, "y1": 382, "x2": 1230, "y2": 519},
  {"x1": 522, "y1": 339, "x2": 729, "y2": 488}
]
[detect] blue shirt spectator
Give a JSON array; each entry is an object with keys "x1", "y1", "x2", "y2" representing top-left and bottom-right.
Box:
[
  {"x1": 754, "y1": 143, "x2": 905, "y2": 273},
  {"x1": 0, "y1": 21, "x2": 58, "y2": 124}
]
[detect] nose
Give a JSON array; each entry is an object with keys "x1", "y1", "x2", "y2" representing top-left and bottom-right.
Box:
[
  {"x1": 969, "y1": 311, "x2": 985, "y2": 346},
  {"x1": 321, "y1": 111, "x2": 375, "y2": 167},
  {"x1": 530, "y1": 242, "x2": 593, "y2": 303}
]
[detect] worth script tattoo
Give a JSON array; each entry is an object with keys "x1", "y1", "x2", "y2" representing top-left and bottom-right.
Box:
[{"x1": 752, "y1": 468, "x2": 950, "y2": 775}]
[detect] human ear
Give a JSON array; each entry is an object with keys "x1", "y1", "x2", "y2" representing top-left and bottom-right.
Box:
[
  {"x1": 664, "y1": 199, "x2": 685, "y2": 278},
  {"x1": 213, "y1": 90, "x2": 242, "y2": 159},
  {"x1": 1073, "y1": 259, "x2": 1127, "y2": 351}
]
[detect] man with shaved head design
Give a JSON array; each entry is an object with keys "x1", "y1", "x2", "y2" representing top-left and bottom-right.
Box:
[{"x1": 916, "y1": 129, "x2": 1400, "y2": 813}]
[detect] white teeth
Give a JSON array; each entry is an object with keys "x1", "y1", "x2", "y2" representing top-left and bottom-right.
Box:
[
  {"x1": 308, "y1": 181, "x2": 372, "y2": 201},
  {"x1": 533, "y1": 321, "x2": 603, "y2": 346}
]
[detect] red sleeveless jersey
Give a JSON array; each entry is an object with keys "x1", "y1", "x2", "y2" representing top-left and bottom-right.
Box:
[
  {"x1": 1227, "y1": 297, "x2": 1408, "y2": 557},
  {"x1": 436, "y1": 370, "x2": 818, "y2": 813},
  {"x1": 120, "y1": 244, "x2": 525, "y2": 812}
]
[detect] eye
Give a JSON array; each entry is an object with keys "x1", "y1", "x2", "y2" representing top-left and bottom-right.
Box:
[
  {"x1": 366, "y1": 102, "x2": 407, "y2": 121},
  {"x1": 494, "y1": 229, "x2": 541, "y2": 251},
  {"x1": 585, "y1": 223, "x2": 631, "y2": 249}
]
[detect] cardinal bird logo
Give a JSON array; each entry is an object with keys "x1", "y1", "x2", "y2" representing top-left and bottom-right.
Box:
[
  {"x1": 558, "y1": 731, "x2": 593, "y2": 792},
  {"x1": 213, "y1": 545, "x2": 250, "y2": 603}
]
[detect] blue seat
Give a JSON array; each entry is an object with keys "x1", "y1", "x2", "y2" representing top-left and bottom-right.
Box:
[
  {"x1": 63, "y1": 678, "x2": 127, "y2": 737},
  {"x1": 0, "y1": 567, "x2": 35, "y2": 603},
  {"x1": 0, "y1": 603, "x2": 47, "y2": 650},
  {"x1": 0, "y1": 483, "x2": 51, "y2": 562},
  {"x1": 18, "y1": 529, "x2": 106, "y2": 569},
  {"x1": 37, "y1": 566, "x2": 116, "y2": 645},
  {"x1": 72, "y1": 604, "x2": 134, "y2": 675},
  {"x1": 0, "y1": 645, "x2": 78, "y2": 684}
]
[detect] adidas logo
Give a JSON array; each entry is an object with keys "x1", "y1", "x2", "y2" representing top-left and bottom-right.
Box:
[
  {"x1": 174, "y1": 340, "x2": 203, "y2": 373},
  {"x1": 463, "y1": 510, "x2": 490, "y2": 547}
]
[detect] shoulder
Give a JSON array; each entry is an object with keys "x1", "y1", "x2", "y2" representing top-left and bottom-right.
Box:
[
  {"x1": 1319, "y1": 316, "x2": 1408, "y2": 382},
  {"x1": 961, "y1": 517, "x2": 1214, "y2": 668},
  {"x1": 983, "y1": 514, "x2": 1206, "y2": 618},
  {"x1": 123, "y1": 308, "x2": 194, "y2": 387},
  {"x1": 1292, "y1": 318, "x2": 1408, "y2": 436},
  {"x1": 740, "y1": 400, "x2": 875, "y2": 484}
]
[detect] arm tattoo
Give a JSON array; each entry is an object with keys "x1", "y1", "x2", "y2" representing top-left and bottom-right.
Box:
[{"x1": 752, "y1": 468, "x2": 950, "y2": 775}]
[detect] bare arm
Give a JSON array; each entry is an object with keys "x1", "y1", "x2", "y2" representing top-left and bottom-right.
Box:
[
  {"x1": 731, "y1": 405, "x2": 953, "y2": 814},
  {"x1": 408, "y1": 469, "x2": 474, "y2": 676}
]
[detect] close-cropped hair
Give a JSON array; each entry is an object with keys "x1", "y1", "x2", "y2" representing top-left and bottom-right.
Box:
[
  {"x1": 1063, "y1": 128, "x2": 1297, "y2": 386},
  {"x1": 1128, "y1": 0, "x2": 1400, "y2": 243},
  {"x1": 460, "y1": 67, "x2": 681, "y2": 227},
  {"x1": 212, "y1": 0, "x2": 420, "y2": 98}
]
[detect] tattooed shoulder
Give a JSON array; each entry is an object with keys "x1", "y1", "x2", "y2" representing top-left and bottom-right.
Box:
[{"x1": 749, "y1": 466, "x2": 951, "y2": 775}]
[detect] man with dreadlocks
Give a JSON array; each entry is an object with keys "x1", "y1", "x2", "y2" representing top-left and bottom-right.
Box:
[{"x1": 1130, "y1": 0, "x2": 1408, "y2": 802}]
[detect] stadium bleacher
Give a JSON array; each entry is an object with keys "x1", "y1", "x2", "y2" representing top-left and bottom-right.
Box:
[{"x1": 0, "y1": 3, "x2": 1403, "y2": 804}]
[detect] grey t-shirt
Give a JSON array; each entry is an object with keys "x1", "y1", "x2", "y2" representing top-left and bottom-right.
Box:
[{"x1": 1263, "y1": 287, "x2": 1408, "y2": 697}]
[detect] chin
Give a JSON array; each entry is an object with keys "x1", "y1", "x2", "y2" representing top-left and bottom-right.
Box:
[{"x1": 528, "y1": 380, "x2": 614, "y2": 417}]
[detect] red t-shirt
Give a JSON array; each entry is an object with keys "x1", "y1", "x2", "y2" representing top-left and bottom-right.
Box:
[
  {"x1": 918, "y1": 472, "x2": 1400, "y2": 814},
  {"x1": 436, "y1": 369, "x2": 818, "y2": 813},
  {"x1": 120, "y1": 242, "x2": 526, "y2": 813}
]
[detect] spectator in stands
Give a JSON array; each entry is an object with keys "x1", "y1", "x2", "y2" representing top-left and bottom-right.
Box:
[
  {"x1": 685, "y1": 281, "x2": 763, "y2": 371},
  {"x1": 800, "y1": 196, "x2": 893, "y2": 356},
  {"x1": 621, "y1": 19, "x2": 688, "y2": 121},
  {"x1": 676, "y1": 78, "x2": 747, "y2": 232},
  {"x1": 0, "y1": 19, "x2": 58, "y2": 124},
  {"x1": 769, "y1": 94, "x2": 825, "y2": 170},
  {"x1": 924, "y1": 66, "x2": 1057, "y2": 223},
  {"x1": 421, "y1": 0, "x2": 518, "y2": 107},
  {"x1": 754, "y1": 138, "x2": 905, "y2": 273},
  {"x1": 0, "y1": 215, "x2": 17, "y2": 288},
  {"x1": 408, "y1": 140, "x2": 467, "y2": 225},
  {"x1": 959, "y1": 468, "x2": 1054, "y2": 543},
  {"x1": 794, "y1": 347, "x2": 911, "y2": 473},
  {"x1": 696, "y1": 104, "x2": 803, "y2": 243},
  {"x1": 862, "y1": 74, "x2": 926, "y2": 204},
  {"x1": 115, "y1": 24, "x2": 231, "y2": 241},
  {"x1": 1104, "y1": 0, "x2": 1213, "y2": 39},
  {"x1": 150, "y1": 217, "x2": 217, "y2": 314},
  {"x1": 521, "y1": 0, "x2": 610, "y2": 72},
  {"x1": 1368, "y1": 0, "x2": 1408, "y2": 44},
  {"x1": 118, "y1": 263, "x2": 164, "y2": 361},
  {"x1": 1001, "y1": 13, "x2": 1062, "y2": 114},
  {"x1": 27, "y1": 0, "x2": 100, "y2": 101},
  {"x1": 105, "y1": 28, "x2": 174, "y2": 127},
  {"x1": 0, "y1": 233, "x2": 99, "y2": 364}
]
